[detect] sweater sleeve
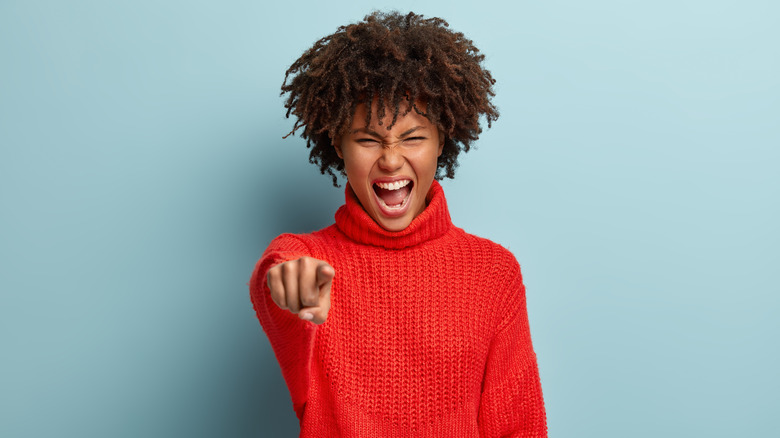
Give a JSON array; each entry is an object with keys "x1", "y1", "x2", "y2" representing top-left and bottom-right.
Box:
[
  {"x1": 249, "y1": 234, "x2": 317, "y2": 422},
  {"x1": 478, "y1": 263, "x2": 548, "y2": 438}
]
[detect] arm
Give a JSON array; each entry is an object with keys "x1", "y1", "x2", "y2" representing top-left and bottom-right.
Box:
[
  {"x1": 478, "y1": 265, "x2": 548, "y2": 438},
  {"x1": 249, "y1": 234, "x2": 320, "y2": 422}
]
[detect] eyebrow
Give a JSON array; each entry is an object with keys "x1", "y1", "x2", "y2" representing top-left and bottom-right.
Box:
[{"x1": 351, "y1": 126, "x2": 425, "y2": 138}]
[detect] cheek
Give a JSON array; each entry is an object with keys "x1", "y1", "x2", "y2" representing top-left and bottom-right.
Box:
[
  {"x1": 342, "y1": 150, "x2": 374, "y2": 178},
  {"x1": 417, "y1": 148, "x2": 441, "y2": 174}
]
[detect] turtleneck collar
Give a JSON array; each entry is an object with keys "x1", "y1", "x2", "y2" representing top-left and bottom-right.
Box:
[{"x1": 334, "y1": 180, "x2": 452, "y2": 249}]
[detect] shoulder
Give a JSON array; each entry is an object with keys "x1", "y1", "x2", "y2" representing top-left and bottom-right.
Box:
[
  {"x1": 462, "y1": 233, "x2": 529, "y2": 331},
  {"x1": 264, "y1": 233, "x2": 311, "y2": 255},
  {"x1": 452, "y1": 227, "x2": 524, "y2": 295},
  {"x1": 447, "y1": 228, "x2": 528, "y2": 330},
  {"x1": 449, "y1": 227, "x2": 521, "y2": 274},
  {"x1": 264, "y1": 224, "x2": 343, "y2": 257}
]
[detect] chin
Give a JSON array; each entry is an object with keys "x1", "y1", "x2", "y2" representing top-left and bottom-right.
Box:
[{"x1": 375, "y1": 215, "x2": 414, "y2": 232}]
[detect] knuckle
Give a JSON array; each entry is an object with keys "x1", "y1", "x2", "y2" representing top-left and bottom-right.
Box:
[
  {"x1": 270, "y1": 292, "x2": 286, "y2": 309},
  {"x1": 299, "y1": 257, "x2": 315, "y2": 271},
  {"x1": 287, "y1": 298, "x2": 300, "y2": 313}
]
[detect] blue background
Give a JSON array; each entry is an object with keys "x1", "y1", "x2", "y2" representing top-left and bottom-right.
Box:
[{"x1": 1, "y1": 1, "x2": 778, "y2": 437}]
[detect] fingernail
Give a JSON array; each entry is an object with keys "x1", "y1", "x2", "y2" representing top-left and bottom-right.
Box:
[{"x1": 301, "y1": 313, "x2": 313, "y2": 321}]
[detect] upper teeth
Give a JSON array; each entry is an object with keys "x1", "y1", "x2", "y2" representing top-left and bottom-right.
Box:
[{"x1": 376, "y1": 180, "x2": 411, "y2": 190}]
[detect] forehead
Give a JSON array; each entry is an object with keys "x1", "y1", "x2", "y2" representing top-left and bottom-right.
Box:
[{"x1": 349, "y1": 99, "x2": 433, "y2": 132}]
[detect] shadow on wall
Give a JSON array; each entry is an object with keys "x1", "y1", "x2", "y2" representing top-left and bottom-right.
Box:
[
  {"x1": 250, "y1": 138, "x2": 344, "y2": 239},
  {"x1": 237, "y1": 136, "x2": 343, "y2": 436}
]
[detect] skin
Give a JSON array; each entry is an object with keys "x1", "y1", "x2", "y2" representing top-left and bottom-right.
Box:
[
  {"x1": 267, "y1": 99, "x2": 443, "y2": 324},
  {"x1": 266, "y1": 256, "x2": 334, "y2": 325}
]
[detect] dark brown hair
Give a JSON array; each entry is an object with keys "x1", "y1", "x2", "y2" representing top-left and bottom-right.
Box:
[{"x1": 282, "y1": 10, "x2": 499, "y2": 186}]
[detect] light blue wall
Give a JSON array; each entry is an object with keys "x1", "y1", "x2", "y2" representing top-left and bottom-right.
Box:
[{"x1": 1, "y1": 1, "x2": 778, "y2": 437}]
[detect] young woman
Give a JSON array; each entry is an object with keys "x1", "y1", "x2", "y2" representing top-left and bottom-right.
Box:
[{"x1": 250, "y1": 11, "x2": 547, "y2": 437}]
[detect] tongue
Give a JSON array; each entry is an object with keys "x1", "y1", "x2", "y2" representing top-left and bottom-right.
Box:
[{"x1": 375, "y1": 185, "x2": 410, "y2": 207}]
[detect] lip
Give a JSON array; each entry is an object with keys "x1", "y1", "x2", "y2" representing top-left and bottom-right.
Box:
[{"x1": 370, "y1": 177, "x2": 414, "y2": 218}]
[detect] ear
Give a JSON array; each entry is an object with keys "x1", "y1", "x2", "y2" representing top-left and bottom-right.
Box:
[
  {"x1": 437, "y1": 131, "x2": 445, "y2": 157},
  {"x1": 333, "y1": 137, "x2": 343, "y2": 159}
]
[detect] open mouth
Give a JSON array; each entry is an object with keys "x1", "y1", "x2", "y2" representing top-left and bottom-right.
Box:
[{"x1": 372, "y1": 179, "x2": 413, "y2": 213}]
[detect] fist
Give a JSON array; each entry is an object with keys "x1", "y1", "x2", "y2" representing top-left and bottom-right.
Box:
[{"x1": 266, "y1": 257, "x2": 335, "y2": 324}]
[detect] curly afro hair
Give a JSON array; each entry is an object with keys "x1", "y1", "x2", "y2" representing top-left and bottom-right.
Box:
[{"x1": 281, "y1": 10, "x2": 499, "y2": 186}]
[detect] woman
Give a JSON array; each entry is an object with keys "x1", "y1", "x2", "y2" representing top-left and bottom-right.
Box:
[{"x1": 250, "y1": 11, "x2": 547, "y2": 437}]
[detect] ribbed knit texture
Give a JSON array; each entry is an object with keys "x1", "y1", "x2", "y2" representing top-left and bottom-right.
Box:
[{"x1": 250, "y1": 181, "x2": 547, "y2": 437}]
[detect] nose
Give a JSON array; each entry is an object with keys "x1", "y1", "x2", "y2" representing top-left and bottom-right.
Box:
[{"x1": 378, "y1": 143, "x2": 404, "y2": 172}]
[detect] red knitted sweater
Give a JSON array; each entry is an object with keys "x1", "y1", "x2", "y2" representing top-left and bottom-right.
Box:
[{"x1": 250, "y1": 181, "x2": 547, "y2": 437}]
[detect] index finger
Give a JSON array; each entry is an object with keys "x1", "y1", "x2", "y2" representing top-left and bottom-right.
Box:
[{"x1": 316, "y1": 262, "x2": 335, "y2": 288}]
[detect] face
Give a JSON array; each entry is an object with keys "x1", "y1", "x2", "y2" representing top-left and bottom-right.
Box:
[{"x1": 334, "y1": 100, "x2": 444, "y2": 232}]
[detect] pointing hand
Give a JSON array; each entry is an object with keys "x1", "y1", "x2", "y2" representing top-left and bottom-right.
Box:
[{"x1": 266, "y1": 257, "x2": 334, "y2": 325}]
